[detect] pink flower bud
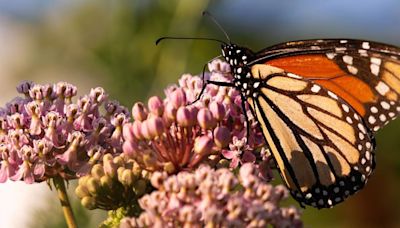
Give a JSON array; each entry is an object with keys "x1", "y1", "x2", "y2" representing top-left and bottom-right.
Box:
[
  {"x1": 170, "y1": 88, "x2": 187, "y2": 108},
  {"x1": 132, "y1": 120, "x2": 143, "y2": 140},
  {"x1": 214, "y1": 126, "x2": 230, "y2": 148},
  {"x1": 146, "y1": 116, "x2": 165, "y2": 138},
  {"x1": 165, "y1": 102, "x2": 177, "y2": 120},
  {"x1": 132, "y1": 102, "x2": 148, "y2": 121},
  {"x1": 141, "y1": 120, "x2": 151, "y2": 140},
  {"x1": 209, "y1": 101, "x2": 225, "y2": 121},
  {"x1": 122, "y1": 123, "x2": 134, "y2": 141},
  {"x1": 194, "y1": 135, "x2": 213, "y2": 155},
  {"x1": 122, "y1": 140, "x2": 139, "y2": 158},
  {"x1": 176, "y1": 107, "x2": 195, "y2": 127},
  {"x1": 197, "y1": 108, "x2": 216, "y2": 130},
  {"x1": 148, "y1": 96, "x2": 164, "y2": 116}
]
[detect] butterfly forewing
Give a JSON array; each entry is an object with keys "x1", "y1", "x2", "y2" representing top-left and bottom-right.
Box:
[
  {"x1": 248, "y1": 72, "x2": 375, "y2": 208},
  {"x1": 258, "y1": 39, "x2": 400, "y2": 132}
]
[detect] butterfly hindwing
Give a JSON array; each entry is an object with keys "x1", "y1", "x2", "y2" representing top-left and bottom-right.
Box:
[{"x1": 247, "y1": 70, "x2": 375, "y2": 208}]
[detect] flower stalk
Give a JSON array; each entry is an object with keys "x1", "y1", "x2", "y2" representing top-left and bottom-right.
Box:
[{"x1": 53, "y1": 175, "x2": 77, "y2": 228}]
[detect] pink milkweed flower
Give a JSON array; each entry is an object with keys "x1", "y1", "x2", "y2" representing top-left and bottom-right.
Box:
[
  {"x1": 120, "y1": 164, "x2": 303, "y2": 228},
  {"x1": 122, "y1": 59, "x2": 266, "y2": 174},
  {"x1": 0, "y1": 81, "x2": 129, "y2": 183}
]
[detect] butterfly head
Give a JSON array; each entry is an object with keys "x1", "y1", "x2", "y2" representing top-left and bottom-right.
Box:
[
  {"x1": 221, "y1": 44, "x2": 258, "y2": 98},
  {"x1": 221, "y1": 44, "x2": 251, "y2": 66}
]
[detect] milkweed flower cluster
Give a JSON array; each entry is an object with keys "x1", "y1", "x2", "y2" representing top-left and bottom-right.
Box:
[
  {"x1": 122, "y1": 59, "x2": 265, "y2": 174},
  {"x1": 75, "y1": 153, "x2": 151, "y2": 211},
  {"x1": 120, "y1": 163, "x2": 303, "y2": 228},
  {"x1": 0, "y1": 81, "x2": 129, "y2": 183}
]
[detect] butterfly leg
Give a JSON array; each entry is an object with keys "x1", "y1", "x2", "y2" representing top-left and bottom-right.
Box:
[
  {"x1": 240, "y1": 93, "x2": 251, "y2": 143},
  {"x1": 190, "y1": 63, "x2": 209, "y2": 105}
]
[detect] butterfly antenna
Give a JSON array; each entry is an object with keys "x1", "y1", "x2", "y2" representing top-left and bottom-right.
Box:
[
  {"x1": 202, "y1": 11, "x2": 231, "y2": 43},
  {"x1": 156, "y1": 36, "x2": 226, "y2": 45}
]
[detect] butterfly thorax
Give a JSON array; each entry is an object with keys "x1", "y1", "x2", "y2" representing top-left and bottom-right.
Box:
[{"x1": 221, "y1": 44, "x2": 260, "y2": 98}]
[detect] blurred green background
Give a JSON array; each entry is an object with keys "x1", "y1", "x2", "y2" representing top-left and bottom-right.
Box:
[{"x1": 1, "y1": 0, "x2": 400, "y2": 227}]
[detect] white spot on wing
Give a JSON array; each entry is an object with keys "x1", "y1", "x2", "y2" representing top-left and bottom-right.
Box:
[
  {"x1": 328, "y1": 91, "x2": 338, "y2": 99},
  {"x1": 347, "y1": 65, "x2": 358, "y2": 74},
  {"x1": 326, "y1": 53, "x2": 336, "y2": 59},
  {"x1": 375, "y1": 81, "x2": 390, "y2": 96},
  {"x1": 343, "y1": 55, "x2": 353, "y2": 65},
  {"x1": 358, "y1": 123, "x2": 366, "y2": 134},
  {"x1": 358, "y1": 49, "x2": 368, "y2": 56},
  {"x1": 370, "y1": 64, "x2": 380, "y2": 76},
  {"x1": 287, "y1": 73, "x2": 302, "y2": 79},
  {"x1": 381, "y1": 101, "x2": 390, "y2": 110},
  {"x1": 371, "y1": 57, "x2": 382, "y2": 65},
  {"x1": 311, "y1": 84, "x2": 321, "y2": 93},
  {"x1": 362, "y1": 42, "x2": 370, "y2": 49},
  {"x1": 368, "y1": 116, "x2": 376, "y2": 124},
  {"x1": 365, "y1": 151, "x2": 371, "y2": 160},
  {"x1": 342, "y1": 104, "x2": 350, "y2": 113},
  {"x1": 335, "y1": 47, "x2": 347, "y2": 52},
  {"x1": 379, "y1": 114, "x2": 387, "y2": 122}
]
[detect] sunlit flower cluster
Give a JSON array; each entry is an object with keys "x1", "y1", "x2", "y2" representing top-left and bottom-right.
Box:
[
  {"x1": 0, "y1": 81, "x2": 129, "y2": 183},
  {"x1": 75, "y1": 153, "x2": 151, "y2": 211},
  {"x1": 122, "y1": 59, "x2": 265, "y2": 174},
  {"x1": 120, "y1": 163, "x2": 303, "y2": 228}
]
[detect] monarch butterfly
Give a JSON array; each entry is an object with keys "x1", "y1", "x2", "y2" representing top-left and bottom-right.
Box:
[{"x1": 157, "y1": 13, "x2": 400, "y2": 209}]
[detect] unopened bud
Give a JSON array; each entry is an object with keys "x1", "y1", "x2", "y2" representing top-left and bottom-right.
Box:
[
  {"x1": 100, "y1": 175, "x2": 113, "y2": 189},
  {"x1": 75, "y1": 185, "x2": 89, "y2": 198},
  {"x1": 197, "y1": 108, "x2": 216, "y2": 130},
  {"x1": 132, "y1": 102, "x2": 147, "y2": 121},
  {"x1": 213, "y1": 126, "x2": 231, "y2": 148},
  {"x1": 170, "y1": 88, "x2": 187, "y2": 108},
  {"x1": 113, "y1": 156, "x2": 124, "y2": 167},
  {"x1": 148, "y1": 96, "x2": 164, "y2": 116},
  {"x1": 176, "y1": 107, "x2": 195, "y2": 127},
  {"x1": 209, "y1": 101, "x2": 225, "y2": 121},
  {"x1": 120, "y1": 169, "x2": 135, "y2": 186},
  {"x1": 91, "y1": 164, "x2": 105, "y2": 180},
  {"x1": 87, "y1": 177, "x2": 101, "y2": 195},
  {"x1": 146, "y1": 116, "x2": 165, "y2": 138},
  {"x1": 194, "y1": 135, "x2": 213, "y2": 155},
  {"x1": 81, "y1": 196, "x2": 96, "y2": 210}
]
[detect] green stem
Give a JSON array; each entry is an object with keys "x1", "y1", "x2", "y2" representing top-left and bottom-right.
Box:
[{"x1": 53, "y1": 176, "x2": 77, "y2": 228}]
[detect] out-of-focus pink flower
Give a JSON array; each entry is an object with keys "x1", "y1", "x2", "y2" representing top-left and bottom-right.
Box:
[
  {"x1": 120, "y1": 164, "x2": 303, "y2": 227},
  {"x1": 122, "y1": 59, "x2": 265, "y2": 174},
  {"x1": 0, "y1": 81, "x2": 129, "y2": 183}
]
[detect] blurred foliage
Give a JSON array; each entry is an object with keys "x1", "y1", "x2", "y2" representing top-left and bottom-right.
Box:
[
  {"x1": 5, "y1": 0, "x2": 400, "y2": 227},
  {"x1": 16, "y1": 0, "x2": 225, "y2": 107}
]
